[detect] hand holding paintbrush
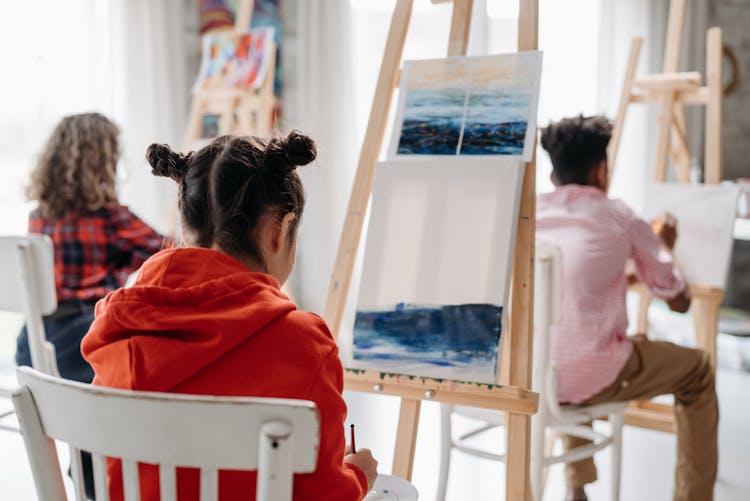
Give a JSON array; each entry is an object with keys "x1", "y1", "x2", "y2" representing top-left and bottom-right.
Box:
[{"x1": 344, "y1": 423, "x2": 379, "y2": 491}]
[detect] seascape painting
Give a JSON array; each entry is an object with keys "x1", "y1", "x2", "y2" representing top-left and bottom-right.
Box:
[
  {"x1": 345, "y1": 158, "x2": 524, "y2": 384},
  {"x1": 353, "y1": 303, "x2": 503, "y2": 382},
  {"x1": 390, "y1": 52, "x2": 542, "y2": 161},
  {"x1": 461, "y1": 86, "x2": 532, "y2": 155},
  {"x1": 397, "y1": 88, "x2": 465, "y2": 155}
]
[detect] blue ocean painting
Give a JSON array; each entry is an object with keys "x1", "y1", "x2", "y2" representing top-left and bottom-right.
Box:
[
  {"x1": 352, "y1": 303, "x2": 503, "y2": 382},
  {"x1": 460, "y1": 86, "x2": 532, "y2": 156},
  {"x1": 396, "y1": 88, "x2": 466, "y2": 155},
  {"x1": 460, "y1": 87, "x2": 532, "y2": 155}
]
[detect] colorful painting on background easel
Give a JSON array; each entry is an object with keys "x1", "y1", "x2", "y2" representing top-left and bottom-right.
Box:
[
  {"x1": 389, "y1": 52, "x2": 542, "y2": 161},
  {"x1": 346, "y1": 158, "x2": 524, "y2": 384},
  {"x1": 193, "y1": 27, "x2": 275, "y2": 91}
]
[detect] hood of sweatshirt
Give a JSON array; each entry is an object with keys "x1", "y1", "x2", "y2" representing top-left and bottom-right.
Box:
[{"x1": 81, "y1": 247, "x2": 296, "y2": 392}]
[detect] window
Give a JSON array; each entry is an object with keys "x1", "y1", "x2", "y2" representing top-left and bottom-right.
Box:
[{"x1": 0, "y1": 1, "x2": 119, "y2": 235}]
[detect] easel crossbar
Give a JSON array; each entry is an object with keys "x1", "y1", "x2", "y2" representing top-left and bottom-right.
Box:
[{"x1": 345, "y1": 371, "x2": 538, "y2": 415}]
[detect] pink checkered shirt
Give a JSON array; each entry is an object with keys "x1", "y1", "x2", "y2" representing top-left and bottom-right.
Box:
[{"x1": 536, "y1": 185, "x2": 685, "y2": 404}]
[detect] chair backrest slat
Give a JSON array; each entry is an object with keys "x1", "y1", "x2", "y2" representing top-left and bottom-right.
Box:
[
  {"x1": 122, "y1": 460, "x2": 141, "y2": 501},
  {"x1": 532, "y1": 245, "x2": 562, "y2": 396},
  {"x1": 68, "y1": 447, "x2": 87, "y2": 501},
  {"x1": 92, "y1": 453, "x2": 110, "y2": 501},
  {"x1": 159, "y1": 464, "x2": 176, "y2": 501},
  {"x1": 11, "y1": 386, "x2": 67, "y2": 501},
  {"x1": 0, "y1": 235, "x2": 58, "y2": 374},
  {"x1": 0, "y1": 235, "x2": 56, "y2": 314},
  {"x1": 200, "y1": 468, "x2": 219, "y2": 501},
  {"x1": 258, "y1": 421, "x2": 295, "y2": 501},
  {"x1": 13, "y1": 367, "x2": 320, "y2": 501}
]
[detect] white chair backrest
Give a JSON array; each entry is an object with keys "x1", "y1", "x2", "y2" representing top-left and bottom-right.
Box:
[
  {"x1": 0, "y1": 235, "x2": 57, "y2": 373},
  {"x1": 12, "y1": 367, "x2": 320, "y2": 501},
  {"x1": 532, "y1": 245, "x2": 563, "y2": 404}
]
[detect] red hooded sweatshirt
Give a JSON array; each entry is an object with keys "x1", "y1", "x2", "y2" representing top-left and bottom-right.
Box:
[{"x1": 82, "y1": 247, "x2": 367, "y2": 501}]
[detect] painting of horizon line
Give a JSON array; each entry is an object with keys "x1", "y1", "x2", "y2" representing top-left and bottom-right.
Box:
[
  {"x1": 391, "y1": 52, "x2": 542, "y2": 160},
  {"x1": 460, "y1": 86, "x2": 532, "y2": 155},
  {"x1": 352, "y1": 303, "x2": 503, "y2": 383},
  {"x1": 396, "y1": 88, "x2": 464, "y2": 155}
]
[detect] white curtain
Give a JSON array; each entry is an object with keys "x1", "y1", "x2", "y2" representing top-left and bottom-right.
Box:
[
  {"x1": 112, "y1": 0, "x2": 196, "y2": 234},
  {"x1": 0, "y1": 0, "x2": 194, "y2": 237},
  {"x1": 282, "y1": 1, "x2": 358, "y2": 313}
]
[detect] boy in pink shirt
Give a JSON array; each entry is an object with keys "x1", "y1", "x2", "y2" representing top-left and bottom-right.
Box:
[{"x1": 536, "y1": 115, "x2": 717, "y2": 501}]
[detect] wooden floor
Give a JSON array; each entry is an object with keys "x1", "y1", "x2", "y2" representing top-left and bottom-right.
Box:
[{"x1": 2, "y1": 364, "x2": 748, "y2": 500}]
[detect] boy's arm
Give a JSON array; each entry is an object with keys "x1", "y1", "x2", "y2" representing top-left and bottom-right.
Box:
[{"x1": 629, "y1": 213, "x2": 690, "y2": 312}]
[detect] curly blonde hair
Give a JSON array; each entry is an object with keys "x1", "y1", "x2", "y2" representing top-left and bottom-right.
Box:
[{"x1": 27, "y1": 113, "x2": 121, "y2": 220}]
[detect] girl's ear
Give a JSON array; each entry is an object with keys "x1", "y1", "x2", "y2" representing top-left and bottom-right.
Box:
[{"x1": 272, "y1": 212, "x2": 296, "y2": 254}]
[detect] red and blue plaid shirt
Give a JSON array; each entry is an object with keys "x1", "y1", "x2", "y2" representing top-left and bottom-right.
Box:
[{"x1": 29, "y1": 205, "x2": 164, "y2": 302}]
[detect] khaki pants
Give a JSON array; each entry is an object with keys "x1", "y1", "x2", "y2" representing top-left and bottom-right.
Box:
[{"x1": 562, "y1": 335, "x2": 718, "y2": 501}]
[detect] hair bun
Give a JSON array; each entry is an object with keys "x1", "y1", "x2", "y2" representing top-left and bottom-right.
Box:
[
  {"x1": 282, "y1": 130, "x2": 317, "y2": 166},
  {"x1": 146, "y1": 144, "x2": 192, "y2": 182}
]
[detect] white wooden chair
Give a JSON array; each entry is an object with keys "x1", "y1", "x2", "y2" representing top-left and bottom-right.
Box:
[
  {"x1": 0, "y1": 235, "x2": 59, "y2": 433},
  {"x1": 12, "y1": 366, "x2": 320, "y2": 501},
  {"x1": 438, "y1": 245, "x2": 626, "y2": 501}
]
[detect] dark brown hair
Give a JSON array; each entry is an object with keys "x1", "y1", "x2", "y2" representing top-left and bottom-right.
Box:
[
  {"x1": 27, "y1": 113, "x2": 120, "y2": 220},
  {"x1": 147, "y1": 131, "x2": 316, "y2": 267},
  {"x1": 540, "y1": 114, "x2": 612, "y2": 185}
]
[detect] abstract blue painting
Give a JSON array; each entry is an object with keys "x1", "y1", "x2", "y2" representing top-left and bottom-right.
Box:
[
  {"x1": 390, "y1": 52, "x2": 542, "y2": 161},
  {"x1": 397, "y1": 88, "x2": 465, "y2": 155},
  {"x1": 353, "y1": 303, "x2": 502, "y2": 380},
  {"x1": 460, "y1": 86, "x2": 533, "y2": 156}
]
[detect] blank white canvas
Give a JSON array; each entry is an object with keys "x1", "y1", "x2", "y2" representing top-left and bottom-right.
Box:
[
  {"x1": 642, "y1": 183, "x2": 740, "y2": 289},
  {"x1": 357, "y1": 159, "x2": 523, "y2": 309}
]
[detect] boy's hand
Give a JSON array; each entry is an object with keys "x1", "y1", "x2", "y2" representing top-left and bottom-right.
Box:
[
  {"x1": 344, "y1": 447, "x2": 378, "y2": 492},
  {"x1": 652, "y1": 212, "x2": 678, "y2": 250}
]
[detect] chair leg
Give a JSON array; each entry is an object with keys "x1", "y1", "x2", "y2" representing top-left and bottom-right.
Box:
[
  {"x1": 530, "y1": 408, "x2": 547, "y2": 501},
  {"x1": 609, "y1": 412, "x2": 624, "y2": 501},
  {"x1": 540, "y1": 429, "x2": 557, "y2": 498},
  {"x1": 437, "y1": 404, "x2": 453, "y2": 501}
]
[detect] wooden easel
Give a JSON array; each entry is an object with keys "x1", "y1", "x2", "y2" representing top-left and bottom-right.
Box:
[
  {"x1": 607, "y1": 0, "x2": 724, "y2": 433},
  {"x1": 182, "y1": 0, "x2": 276, "y2": 151},
  {"x1": 323, "y1": 0, "x2": 539, "y2": 498}
]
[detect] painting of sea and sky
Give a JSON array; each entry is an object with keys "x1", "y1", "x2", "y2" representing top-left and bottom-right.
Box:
[
  {"x1": 391, "y1": 52, "x2": 542, "y2": 161},
  {"x1": 347, "y1": 159, "x2": 524, "y2": 384},
  {"x1": 353, "y1": 303, "x2": 503, "y2": 383}
]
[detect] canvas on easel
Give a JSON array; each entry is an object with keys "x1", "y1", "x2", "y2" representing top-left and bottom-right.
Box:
[
  {"x1": 182, "y1": 0, "x2": 277, "y2": 151},
  {"x1": 389, "y1": 52, "x2": 542, "y2": 161},
  {"x1": 346, "y1": 158, "x2": 524, "y2": 383},
  {"x1": 643, "y1": 183, "x2": 740, "y2": 290}
]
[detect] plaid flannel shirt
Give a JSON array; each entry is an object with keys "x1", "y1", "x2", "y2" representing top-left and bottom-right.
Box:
[{"x1": 29, "y1": 205, "x2": 164, "y2": 302}]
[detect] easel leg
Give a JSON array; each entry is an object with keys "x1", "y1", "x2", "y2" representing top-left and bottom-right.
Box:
[
  {"x1": 607, "y1": 37, "x2": 643, "y2": 188},
  {"x1": 392, "y1": 398, "x2": 421, "y2": 480},
  {"x1": 654, "y1": 92, "x2": 677, "y2": 182},
  {"x1": 669, "y1": 103, "x2": 691, "y2": 183},
  {"x1": 704, "y1": 27, "x2": 723, "y2": 185},
  {"x1": 506, "y1": 412, "x2": 532, "y2": 501},
  {"x1": 691, "y1": 291, "x2": 722, "y2": 367},
  {"x1": 635, "y1": 285, "x2": 652, "y2": 334}
]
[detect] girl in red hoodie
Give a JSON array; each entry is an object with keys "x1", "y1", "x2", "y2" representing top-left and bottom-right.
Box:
[{"x1": 81, "y1": 131, "x2": 377, "y2": 500}]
